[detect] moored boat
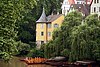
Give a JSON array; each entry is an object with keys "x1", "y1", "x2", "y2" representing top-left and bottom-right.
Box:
[{"x1": 20, "y1": 57, "x2": 47, "y2": 65}]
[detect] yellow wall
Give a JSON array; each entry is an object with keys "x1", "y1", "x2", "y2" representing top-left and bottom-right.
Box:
[
  {"x1": 47, "y1": 15, "x2": 64, "y2": 41},
  {"x1": 36, "y1": 15, "x2": 64, "y2": 45},
  {"x1": 36, "y1": 23, "x2": 47, "y2": 41}
]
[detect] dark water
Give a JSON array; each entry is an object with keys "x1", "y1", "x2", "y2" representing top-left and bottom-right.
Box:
[{"x1": 0, "y1": 57, "x2": 55, "y2": 67}]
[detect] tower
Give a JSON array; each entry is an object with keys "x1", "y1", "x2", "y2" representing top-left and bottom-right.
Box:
[{"x1": 36, "y1": 8, "x2": 47, "y2": 48}]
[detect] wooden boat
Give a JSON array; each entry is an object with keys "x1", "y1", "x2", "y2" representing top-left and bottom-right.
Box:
[
  {"x1": 45, "y1": 61, "x2": 64, "y2": 66},
  {"x1": 46, "y1": 56, "x2": 67, "y2": 62},
  {"x1": 45, "y1": 56, "x2": 69, "y2": 66},
  {"x1": 45, "y1": 61, "x2": 76, "y2": 67},
  {"x1": 74, "y1": 61, "x2": 99, "y2": 67},
  {"x1": 20, "y1": 57, "x2": 47, "y2": 65}
]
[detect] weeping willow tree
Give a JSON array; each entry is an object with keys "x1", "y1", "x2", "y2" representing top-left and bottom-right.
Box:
[
  {"x1": 41, "y1": 11, "x2": 83, "y2": 58},
  {"x1": 69, "y1": 14, "x2": 100, "y2": 61},
  {"x1": 41, "y1": 12, "x2": 100, "y2": 62}
]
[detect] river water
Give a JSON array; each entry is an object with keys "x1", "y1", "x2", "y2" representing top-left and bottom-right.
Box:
[{"x1": 0, "y1": 57, "x2": 55, "y2": 67}]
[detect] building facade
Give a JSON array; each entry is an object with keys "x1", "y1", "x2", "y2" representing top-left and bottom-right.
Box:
[
  {"x1": 61, "y1": 0, "x2": 75, "y2": 15},
  {"x1": 36, "y1": 9, "x2": 64, "y2": 48},
  {"x1": 91, "y1": 0, "x2": 100, "y2": 17},
  {"x1": 61, "y1": 0, "x2": 92, "y2": 15}
]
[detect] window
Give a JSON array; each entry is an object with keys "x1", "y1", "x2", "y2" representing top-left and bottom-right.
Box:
[
  {"x1": 94, "y1": 7, "x2": 96, "y2": 12},
  {"x1": 65, "y1": 2, "x2": 69, "y2": 4},
  {"x1": 92, "y1": 7, "x2": 94, "y2": 13},
  {"x1": 63, "y1": 9, "x2": 66, "y2": 14},
  {"x1": 65, "y1": 2, "x2": 67, "y2": 4},
  {"x1": 94, "y1": 0, "x2": 96, "y2": 3},
  {"x1": 99, "y1": 7, "x2": 100, "y2": 12},
  {"x1": 63, "y1": 7, "x2": 66, "y2": 14},
  {"x1": 48, "y1": 32, "x2": 51, "y2": 37},
  {"x1": 41, "y1": 32, "x2": 44, "y2": 36},
  {"x1": 77, "y1": 2, "x2": 80, "y2": 4},
  {"x1": 54, "y1": 24, "x2": 59, "y2": 28},
  {"x1": 97, "y1": 0, "x2": 99, "y2": 3},
  {"x1": 41, "y1": 41, "x2": 44, "y2": 44},
  {"x1": 41, "y1": 24, "x2": 43, "y2": 29},
  {"x1": 47, "y1": 23, "x2": 51, "y2": 28},
  {"x1": 99, "y1": 16, "x2": 100, "y2": 20}
]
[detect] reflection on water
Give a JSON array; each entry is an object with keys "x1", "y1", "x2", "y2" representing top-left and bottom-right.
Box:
[{"x1": 0, "y1": 57, "x2": 55, "y2": 67}]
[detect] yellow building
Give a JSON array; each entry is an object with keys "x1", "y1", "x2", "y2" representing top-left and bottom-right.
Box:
[{"x1": 36, "y1": 8, "x2": 64, "y2": 48}]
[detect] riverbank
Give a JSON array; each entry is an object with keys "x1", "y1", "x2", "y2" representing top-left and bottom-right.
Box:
[{"x1": 0, "y1": 57, "x2": 55, "y2": 67}]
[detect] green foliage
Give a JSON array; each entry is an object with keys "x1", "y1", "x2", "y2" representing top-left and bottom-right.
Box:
[
  {"x1": 27, "y1": 49, "x2": 44, "y2": 58},
  {"x1": 17, "y1": 0, "x2": 63, "y2": 49},
  {"x1": 0, "y1": 0, "x2": 36, "y2": 60},
  {"x1": 18, "y1": 31, "x2": 33, "y2": 42},
  {"x1": 17, "y1": 11, "x2": 36, "y2": 44},
  {"x1": 17, "y1": 0, "x2": 63, "y2": 57},
  {"x1": 16, "y1": 41, "x2": 30, "y2": 52},
  {"x1": 35, "y1": 0, "x2": 63, "y2": 16},
  {"x1": 61, "y1": 49, "x2": 70, "y2": 57},
  {"x1": 70, "y1": 14, "x2": 100, "y2": 61},
  {"x1": 52, "y1": 28, "x2": 61, "y2": 40},
  {"x1": 42, "y1": 12, "x2": 100, "y2": 62},
  {"x1": 42, "y1": 11, "x2": 82, "y2": 59}
]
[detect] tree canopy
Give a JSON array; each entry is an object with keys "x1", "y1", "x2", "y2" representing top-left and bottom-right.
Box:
[
  {"x1": 0, "y1": 0, "x2": 63, "y2": 61},
  {"x1": 0, "y1": 0, "x2": 36, "y2": 61},
  {"x1": 41, "y1": 11, "x2": 100, "y2": 62}
]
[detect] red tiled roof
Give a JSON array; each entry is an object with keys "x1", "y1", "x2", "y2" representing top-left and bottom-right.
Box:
[{"x1": 68, "y1": 0, "x2": 75, "y2": 5}]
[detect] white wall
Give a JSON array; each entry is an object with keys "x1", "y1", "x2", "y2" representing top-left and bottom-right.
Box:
[
  {"x1": 61, "y1": 0, "x2": 70, "y2": 15},
  {"x1": 91, "y1": 0, "x2": 100, "y2": 16}
]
